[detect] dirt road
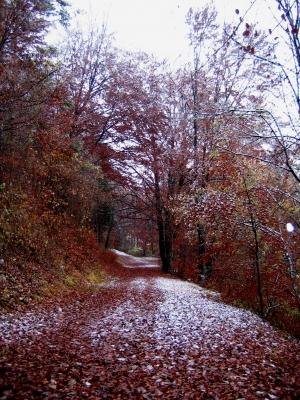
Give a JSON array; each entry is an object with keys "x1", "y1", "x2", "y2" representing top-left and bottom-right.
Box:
[{"x1": 1, "y1": 252, "x2": 300, "y2": 399}]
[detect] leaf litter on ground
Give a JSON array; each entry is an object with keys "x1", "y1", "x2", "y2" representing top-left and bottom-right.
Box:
[{"x1": 0, "y1": 251, "x2": 300, "y2": 399}]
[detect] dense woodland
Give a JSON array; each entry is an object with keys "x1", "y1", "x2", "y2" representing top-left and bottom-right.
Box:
[{"x1": 0, "y1": 0, "x2": 300, "y2": 338}]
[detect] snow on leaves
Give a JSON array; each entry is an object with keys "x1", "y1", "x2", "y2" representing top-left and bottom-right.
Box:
[{"x1": 1, "y1": 256, "x2": 300, "y2": 399}]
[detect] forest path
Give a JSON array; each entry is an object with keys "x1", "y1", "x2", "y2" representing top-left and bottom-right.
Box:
[{"x1": 1, "y1": 252, "x2": 300, "y2": 399}]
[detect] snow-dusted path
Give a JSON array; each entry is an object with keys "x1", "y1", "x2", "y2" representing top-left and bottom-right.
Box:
[{"x1": 1, "y1": 252, "x2": 300, "y2": 399}]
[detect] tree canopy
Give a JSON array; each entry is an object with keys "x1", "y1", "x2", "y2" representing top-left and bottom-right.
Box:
[{"x1": 1, "y1": 0, "x2": 300, "y2": 338}]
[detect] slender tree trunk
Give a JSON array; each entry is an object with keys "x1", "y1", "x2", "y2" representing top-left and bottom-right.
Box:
[
  {"x1": 285, "y1": 250, "x2": 300, "y2": 308},
  {"x1": 104, "y1": 215, "x2": 114, "y2": 249},
  {"x1": 154, "y1": 172, "x2": 174, "y2": 274},
  {"x1": 252, "y1": 218, "x2": 264, "y2": 316},
  {"x1": 243, "y1": 177, "x2": 264, "y2": 316},
  {"x1": 197, "y1": 223, "x2": 212, "y2": 280}
]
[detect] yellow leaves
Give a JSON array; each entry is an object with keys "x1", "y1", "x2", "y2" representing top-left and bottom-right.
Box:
[
  {"x1": 208, "y1": 150, "x2": 218, "y2": 160},
  {"x1": 64, "y1": 275, "x2": 78, "y2": 287},
  {"x1": 87, "y1": 270, "x2": 106, "y2": 284}
]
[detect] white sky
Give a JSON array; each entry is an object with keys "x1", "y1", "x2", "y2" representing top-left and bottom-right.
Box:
[
  {"x1": 57, "y1": 2, "x2": 296, "y2": 143},
  {"x1": 67, "y1": 0, "x2": 274, "y2": 66}
]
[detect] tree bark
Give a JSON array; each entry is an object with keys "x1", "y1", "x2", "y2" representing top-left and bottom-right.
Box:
[
  {"x1": 157, "y1": 219, "x2": 174, "y2": 274},
  {"x1": 154, "y1": 172, "x2": 174, "y2": 274},
  {"x1": 197, "y1": 223, "x2": 210, "y2": 279}
]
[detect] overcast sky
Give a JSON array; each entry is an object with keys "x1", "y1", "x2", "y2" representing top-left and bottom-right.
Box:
[
  {"x1": 57, "y1": 0, "x2": 280, "y2": 71},
  {"x1": 66, "y1": 0, "x2": 274, "y2": 66}
]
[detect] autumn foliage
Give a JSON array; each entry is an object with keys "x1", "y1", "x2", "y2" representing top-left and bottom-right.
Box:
[{"x1": 0, "y1": 0, "x2": 300, "y2": 339}]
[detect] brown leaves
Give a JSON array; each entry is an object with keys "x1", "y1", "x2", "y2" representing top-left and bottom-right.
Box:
[
  {"x1": 246, "y1": 45, "x2": 255, "y2": 54},
  {"x1": 1, "y1": 260, "x2": 300, "y2": 399},
  {"x1": 243, "y1": 23, "x2": 251, "y2": 38}
]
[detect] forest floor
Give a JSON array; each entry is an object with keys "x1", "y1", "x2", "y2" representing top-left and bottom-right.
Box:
[{"x1": 1, "y1": 251, "x2": 300, "y2": 399}]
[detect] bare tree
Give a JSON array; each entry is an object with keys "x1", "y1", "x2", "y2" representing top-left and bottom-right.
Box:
[{"x1": 225, "y1": 0, "x2": 300, "y2": 184}]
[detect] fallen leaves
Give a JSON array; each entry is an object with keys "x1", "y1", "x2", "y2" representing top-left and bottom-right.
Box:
[{"x1": 0, "y1": 255, "x2": 300, "y2": 399}]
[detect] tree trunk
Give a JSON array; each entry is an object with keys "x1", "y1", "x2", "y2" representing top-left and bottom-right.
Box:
[
  {"x1": 104, "y1": 222, "x2": 113, "y2": 249},
  {"x1": 253, "y1": 223, "x2": 264, "y2": 317},
  {"x1": 154, "y1": 172, "x2": 174, "y2": 274},
  {"x1": 243, "y1": 178, "x2": 264, "y2": 317},
  {"x1": 104, "y1": 214, "x2": 114, "y2": 249},
  {"x1": 157, "y1": 218, "x2": 174, "y2": 274},
  {"x1": 197, "y1": 223, "x2": 209, "y2": 280}
]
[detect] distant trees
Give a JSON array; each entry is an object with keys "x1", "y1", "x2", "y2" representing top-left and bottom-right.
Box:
[{"x1": 104, "y1": 55, "x2": 184, "y2": 273}]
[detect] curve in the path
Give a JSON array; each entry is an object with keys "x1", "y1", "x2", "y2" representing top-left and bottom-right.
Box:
[{"x1": 1, "y1": 251, "x2": 300, "y2": 399}]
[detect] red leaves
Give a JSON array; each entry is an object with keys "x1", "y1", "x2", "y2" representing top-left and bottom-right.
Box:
[
  {"x1": 242, "y1": 45, "x2": 255, "y2": 54},
  {"x1": 243, "y1": 23, "x2": 251, "y2": 38},
  {"x1": 1, "y1": 260, "x2": 300, "y2": 399}
]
